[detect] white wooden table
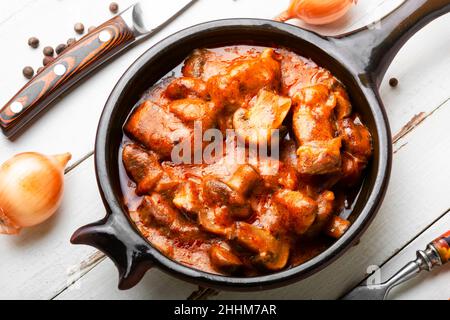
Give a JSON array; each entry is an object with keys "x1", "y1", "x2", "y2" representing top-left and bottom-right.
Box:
[{"x1": 0, "y1": 0, "x2": 449, "y2": 300}]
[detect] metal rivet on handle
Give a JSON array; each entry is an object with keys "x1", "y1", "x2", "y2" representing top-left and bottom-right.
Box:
[
  {"x1": 54, "y1": 64, "x2": 67, "y2": 76},
  {"x1": 99, "y1": 30, "x2": 112, "y2": 43},
  {"x1": 10, "y1": 102, "x2": 24, "y2": 114}
]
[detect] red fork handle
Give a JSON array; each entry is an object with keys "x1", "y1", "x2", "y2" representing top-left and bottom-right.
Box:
[{"x1": 431, "y1": 230, "x2": 450, "y2": 264}]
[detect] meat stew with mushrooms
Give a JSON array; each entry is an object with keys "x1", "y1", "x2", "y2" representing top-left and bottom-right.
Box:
[{"x1": 119, "y1": 46, "x2": 373, "y2": 276}]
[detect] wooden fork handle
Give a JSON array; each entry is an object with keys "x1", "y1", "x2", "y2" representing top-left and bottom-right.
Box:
[{"x1": 0, "y1": 15, "x2": 135, "y2": 138}]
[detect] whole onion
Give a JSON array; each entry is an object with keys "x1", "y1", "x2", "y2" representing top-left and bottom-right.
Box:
[
  {"x1": 276, "y1": 0, "x2": 357, "y2": 25},
  {"x1": 0, "y1": 152, "x2": 71, "y2": 235}
]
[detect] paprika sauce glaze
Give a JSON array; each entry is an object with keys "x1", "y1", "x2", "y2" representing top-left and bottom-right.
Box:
[{"x1": 118, "y1": 45, "x2": 373, "y2": 276}]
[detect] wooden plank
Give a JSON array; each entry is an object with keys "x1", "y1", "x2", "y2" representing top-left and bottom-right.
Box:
[
  {"x1": 0, "y1": 0, "x2": 34, "y2": 25},
  {"x1": 0, "y1": 0, "x2": 136, "y2": 163},
  {"x1": 380, "y1": 13, "x2": 450, "y2": 137},
  {"x1": 3, "y1": 0, "x2": 438, "y2": 168},
  {"x1": 1, "y1": 0, "x2": 449, "y2": 300},
  {"x1": 55, "y1": 96, "x2": 450, "y2": 300},
  {"x1": 215, "y1": 98, "x2": 450, "y2": 300},
  {"x1": 54, "y1": 259, "x2": 197, "y2": 300},
  {"x1": 0, "y1": 157, "x2": 102, "y2": 300},
  {"x1": 0, "y1": 154, "x2": 197, "y2": 300},
  {"x1": 387, "y1": 213, "x2": 450, "y2": 300}
]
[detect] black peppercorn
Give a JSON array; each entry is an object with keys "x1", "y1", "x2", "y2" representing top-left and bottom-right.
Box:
[
  {"x1": 43, "y1": 46, "x2": 54, "y2": 57},
  {"x1": 74, "y1": 23, "x2": 85, "y2": 34},
  {"x1": 67, "y1": 38, "x2": 76, "y2": 46},
  {"x1": 43, "y1": 56, "x2": 54, "y2": 66},
  {"x1": 389, "y1": 78, "x2": 399, "y2": 87},
  {"x1": 37, "y1": 67, "x2": 44, "y2": 74},
  {"x1": 56, "y1": 43, "x2": 67, "y2": 55},
  {"x1": 28, "y1": 37, "x2": 39, "y2": 49},
  {"x1": 109, "y1": 2, "x2": 119, "y2": 14},
  {"x1": 23, "y1": 66, "x2": 34, "y2": 79}
]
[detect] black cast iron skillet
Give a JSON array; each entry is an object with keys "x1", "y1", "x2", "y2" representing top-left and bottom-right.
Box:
[{"x1": 71, "y1": 0, "x2": 450, "y2": 291}]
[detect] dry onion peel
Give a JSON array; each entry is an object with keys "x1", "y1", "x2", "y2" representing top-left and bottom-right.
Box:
[
  {"x1": 276, "y1": 0, "x2": 357, "y2": 25},
  {"x1": 0, "y1": 152, "x2": 71, "y2": 235}
]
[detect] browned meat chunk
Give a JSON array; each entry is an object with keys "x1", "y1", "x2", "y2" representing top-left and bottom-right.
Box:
[
  {"x1": 182, "y1": 48, "x2": 257, "y2": 81},
  {"x1": 153, "y1": 162, "x2": 183, "y2": 195},
  {"x1": 231, "y1": 222, "x2": 290, "y2": 271},
  {"x1": 141, "y1": 79, "x2": 172, "y2": 108},
  {"x1": 273, "y1": 190, "x2": 318, "y2": 235},
  {"x1": 198, "y1": 207, "x2": 233, "y2": 237},
  {"x1": 209, "y1": 242, "x2": 243, "y2": 273},
  {"x1": 293, "y1": 84, "x2": 336, "y2": 141},
  {"x1": 202, "y1": 177, "x2": 252, "y2": 220},
  {"x1": 124, "y1": 101, "x2": 191, "y2": 158},
  {"x1": 305, "y1": 191, "x2": 335, "y2": 237},
  {"x1": 340, "y1": 152, "x2": 368, "y2": 187},
  {"x1": 172, "y1": 180, "x2": 203, "y2": 214},
  {"x1": 137, "y1": 193, "x2": 200, "y2": 240},
  {"x1": 333, "y1": 85, "x2": 352, "y2": 120},
  {"x1": 325, "y1": 216, "x2": 351, "y2": 239},
  {"x1": 256, "y1": 157, "x2": 299, "y2": 191},
  {"x1": 280, "y1": 48, "x2": 352, "y2": 120},
  {"x1": 226, "y1": 164, "x2": 261, "y2": 196},
  {"x1": 208, "y1": 49, "x2": 281, "y2": 109},
  {"x1": 122, "y1": 144, "x2": 163, "y2": 196},
  {"x1": 165, "y1": 77, "x2": 209, "y2": 100},
  {"x1": 316, "y1": 191, "x2": 335, "y2": 227},
  {"x1": 233, "y1": 89, "x2": 292, "y2": 145},
  {"x1": 337, "y1": 117, "x2": 373, "y2": 161},
  {"x1": 296, "y1": 138, "x2": 342, "y2": 175},
  {"x1": 293, "y1": 84, "x2": 342, "y2": 174},
  {"x1": 120, "y1": 45, "x2": 374, "y2": 277},
  {"x1": 168, "y1": 98, "x2": 217, "y2": 127},
  {"x1": 251, "y1": 195, "x2": 287, "y2": 236}
]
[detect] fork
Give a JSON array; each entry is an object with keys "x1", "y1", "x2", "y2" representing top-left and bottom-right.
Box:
[{"x1": 342, "y1": 230, "x2": 449, "y2": 300}]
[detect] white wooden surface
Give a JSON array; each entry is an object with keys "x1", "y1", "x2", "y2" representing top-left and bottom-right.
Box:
[{"x1": 0, "y1": 0, "x2": 449, "y2": 300}]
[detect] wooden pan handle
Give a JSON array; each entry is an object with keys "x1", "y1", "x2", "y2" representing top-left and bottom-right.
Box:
[{"x1": 0, "y1": 15, "x2": 135, "y2": 138}]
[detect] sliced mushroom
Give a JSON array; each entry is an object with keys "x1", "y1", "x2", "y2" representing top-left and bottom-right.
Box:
[
  {"x1": 233, "y1": 89, "x2": 292, "y2": 145},
  {"x1": 273, "y1": 190, "x2": 318, "y2": 235},
  {"x1": 202, "y1": 177, "x2": 245, "y2": 206},
  {"x1": 226, "y1": 164, "x2": 260, "y2": 196},
  {"x1": 209, "y1": 242, "x2": 243, "y2": 273},
  {"x1": 122, "y1": 144, "x2": 163, "y2": 196},
  {"x1": 182, "y1": 49, "x2": 233, "y2": 81},
  {"x1": 255, "y1": 238, "x2": 290, "y2": 271},
  {"x1": 182, "y1": 49, "x2": 208, "y2": 78},
  {"x1": 231, "y1": 222, "x2": 290, "y2": 271}
]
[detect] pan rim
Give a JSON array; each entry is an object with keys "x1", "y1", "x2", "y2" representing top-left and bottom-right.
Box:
[{"x1": 94, "y1": 18, "x2": 392, "y2": 290}]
